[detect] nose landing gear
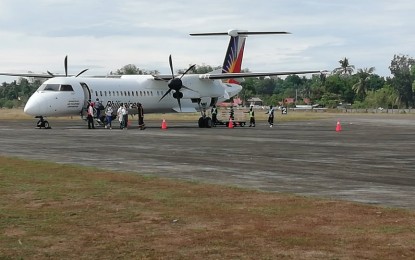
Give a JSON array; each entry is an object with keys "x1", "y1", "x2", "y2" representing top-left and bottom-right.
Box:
[{"x1": 36, "y1": 116, "x2": 51, "y2": 129}]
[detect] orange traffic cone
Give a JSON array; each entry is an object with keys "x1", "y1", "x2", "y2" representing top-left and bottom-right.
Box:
[
  {"x1": 228, "y1": 118, "x2": 234, "y2": 129},
  {"x1": 161, "y1": 119, "x2": 167, "y2": 130},
  {"x1": 336, "y1": 119, "x2": 342, "y2": 132}
]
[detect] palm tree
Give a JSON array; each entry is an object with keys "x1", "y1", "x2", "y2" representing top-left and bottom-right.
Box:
[
  {"x1": 333, "y1": 57, "x2": 355, "y2": 76},
  {"x1": 352, "y1": 67, "x2": 375, "y2": 100}
]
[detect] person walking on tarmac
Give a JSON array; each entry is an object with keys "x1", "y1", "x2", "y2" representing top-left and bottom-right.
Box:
[
  {"x1": 104, "y1": 103, "x2": 113, "y2": 129},
  {"x1": 137, "y1": 103, "x2": 145, "y2": 130},
  {"x1": 122, "y1": 104, "x2": 129, "y2": 129},
  {"x1": 248, "y1": 106, "x2": 255, "y2": 127},
  {"x1": 229, "y1": 106, "x2": 235, "y2": 120},
  {"x1": 87, "y1": 102, "x2": 95, "y2": 129},
  {"x1": 211, "y1": 105, "x2": 218, "y2": 126},
  {"x1": 117, "y1": 103, "x2": 124, "y2": 129},
  {"x1": 266, "y1": 105, "x2": 275, "y2": 128}
]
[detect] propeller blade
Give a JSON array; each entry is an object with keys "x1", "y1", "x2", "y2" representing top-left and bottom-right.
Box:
[
  {"x1": 47, "y1": 70, "x2": 55, "y2": 77},
  {"x1": 75, "y1": 69, "x2": 89, "y2": 77},
  {"x1": 169, "y1": 55, "x2": 174, "y2": 78},
  {"x1": 180, "y1": 64, "x2": 196, "y2": 79},
  {"x1": 64, "y1": 55, "x2": 68, "y2": 77},
  {"x1": 176, "y1": 95, "x2": 182, "y2": 111},
  {"x1": 159, "y1": 88, "x2": 172, "y2": 102}
]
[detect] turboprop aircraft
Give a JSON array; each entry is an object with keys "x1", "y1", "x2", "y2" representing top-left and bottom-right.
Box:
[{"x1": 0, "y1": 29, "x2": 324, "y2": 128}]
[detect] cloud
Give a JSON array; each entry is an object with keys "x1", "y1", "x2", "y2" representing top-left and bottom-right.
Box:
[{"x1": 0, "y1": 0, "x2": 414, "y2": 83}]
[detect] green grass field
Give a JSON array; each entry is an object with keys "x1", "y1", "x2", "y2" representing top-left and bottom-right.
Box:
[{"x1": 1, "y1": 157, "x2": 414, "y2": 259}]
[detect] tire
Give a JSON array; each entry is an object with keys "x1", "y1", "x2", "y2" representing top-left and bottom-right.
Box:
[
  {"x1": 204, "y1": 117, "x2": 212, "y2": 128},
  {"x1": 198, "y1": 117, "x2": 205, "y2": 128},
  {"x1": 44, "y1": 121, "x2": 50, "y2": 129}
]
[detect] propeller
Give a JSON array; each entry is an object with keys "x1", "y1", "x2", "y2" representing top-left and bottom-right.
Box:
[
  {"x1": 46, "y1": 55, "x2": 88, "y2": 78},
  {"x1": 159, "y1": 55, "x2": 196, "y2": 111}
]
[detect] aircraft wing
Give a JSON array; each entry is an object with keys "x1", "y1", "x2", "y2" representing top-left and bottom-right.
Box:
[
  {"x1": 198, "y1": 70, "x2": 326, "y2": 80},
  {"x1": 0, "y1": 72, "x2": 54, "y2": 78}
]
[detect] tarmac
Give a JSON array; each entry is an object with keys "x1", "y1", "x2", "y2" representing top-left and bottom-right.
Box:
[{"x1": 1, "y1": 114, "x2": 415, "y2": 209}]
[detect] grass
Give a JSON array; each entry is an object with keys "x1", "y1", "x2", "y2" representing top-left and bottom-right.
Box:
[{"x1": 1, "y1": 157, "x2": 415, "y2": 259}]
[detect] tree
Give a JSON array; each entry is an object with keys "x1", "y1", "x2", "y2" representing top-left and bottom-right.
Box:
[
  {"x1": 333, "y1": 57, "x2": 355, "y2": 76},
  {"x1": 115, "y1": 64, "x2": 160, "y2": 75},
  {"x1": 352, "y1": 67, "x2": 375, "y2": 100},
  {"x1": 389, "y1": 54, "x2": 415, "y2": 108}
]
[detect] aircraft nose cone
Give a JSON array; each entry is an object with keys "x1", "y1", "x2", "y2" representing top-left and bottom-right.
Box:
[{"x1": 24, "y1": 94, "x2": 41, "y2": 116}]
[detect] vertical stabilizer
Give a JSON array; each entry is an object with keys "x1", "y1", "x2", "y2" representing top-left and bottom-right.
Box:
[{"x1": 190, "y1": 30, "x2": 290, "y2": 83}]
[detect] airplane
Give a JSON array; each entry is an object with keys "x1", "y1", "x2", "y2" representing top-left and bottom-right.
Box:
[{"x1": 0, "y1": 29, "x2": 325, "y2": 128}]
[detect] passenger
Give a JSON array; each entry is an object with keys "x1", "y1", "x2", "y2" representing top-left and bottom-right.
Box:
[
  {"x1": 105, "y1": 104, "x2": 113, "y2": 129},
  {"x1": 87, "y1": 102, "x2": 95, "y2": 129},
  {"x1": 248, "y1": 106, "x2": 255, "y2": 127},
  {"x1": 95, "y1": 98, "x2": 104, "y2": 121},
  {"x1": 266, "y1": 105, "x2": 275, "y2": 128},
  {"x1": 117, "y1": 103, "x2": 124, "y2": 129},
  {"x1": 137, "y1": 103, "x2": 145, "y2": 130},
  {"x1": 122, "y1": 104, "x2": 129, "y2": 129}
]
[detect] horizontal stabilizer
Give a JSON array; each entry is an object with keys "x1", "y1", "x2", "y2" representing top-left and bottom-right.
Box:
[
  {"x1": 190, "y1": 30, "x2": 290, "y2": 37},
  {"x1": 199, "y1": 71, "x2": 326, "y2": 80}
]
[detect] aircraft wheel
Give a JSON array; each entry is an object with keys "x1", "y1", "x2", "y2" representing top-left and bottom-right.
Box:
[
  {"x1": 204, "y1": 117, "x2": 212, "y2": 128},
  {"x1": 198, "y1": 117, "x2": 205, "y2": 128},
  {"x1": 44, "y1": 121, "x2": 51, "y2": 129}
]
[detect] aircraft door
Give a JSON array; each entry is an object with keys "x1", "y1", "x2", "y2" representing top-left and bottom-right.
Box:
[{"x1": 80, "y1": 82, "x2": 91, "y2": 109}]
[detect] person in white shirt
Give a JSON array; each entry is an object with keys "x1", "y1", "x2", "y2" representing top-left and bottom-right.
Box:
[
  {"x1": 87, "y1": 102, "x2": 95, "y2": 129},
  {"x1": 122, "y1": 104, "x2": 129, "y2": 129},
  {"x1": 105, "y1": 104, "x2": 113, "y2": 129},
  {"x1": 117, "y1": 103, "x2": 125, "y2": 129}
]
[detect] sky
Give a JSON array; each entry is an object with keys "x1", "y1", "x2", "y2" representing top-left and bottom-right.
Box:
[{"x1": 0, "y1": 0, "x2": 414, "y2": 83}]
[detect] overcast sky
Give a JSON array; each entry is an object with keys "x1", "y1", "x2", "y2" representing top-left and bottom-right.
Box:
[{"x1": 0, "y1": 0, "x2": 414, "y2": 83}]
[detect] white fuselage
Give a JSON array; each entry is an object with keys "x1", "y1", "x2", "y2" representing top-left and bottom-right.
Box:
[{"x1": 23, "y1": 74, "x2": 242, "y2": 117}]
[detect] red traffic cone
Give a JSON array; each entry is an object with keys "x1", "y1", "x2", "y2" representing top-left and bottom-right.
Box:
[
  {"x1": 161, "y1": 119, "x2": 167, "y2": 130},
  {"x1": 336, "y1": 119, "x2": 342, "y2": 132},
  {"x1": 228, "y1": 118, "x2": 234, "y2": 128}
]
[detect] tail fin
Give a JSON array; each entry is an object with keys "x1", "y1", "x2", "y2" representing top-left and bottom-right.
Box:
[{"x1": 190, "y1": 30, "x2": 290, "y2": 83}]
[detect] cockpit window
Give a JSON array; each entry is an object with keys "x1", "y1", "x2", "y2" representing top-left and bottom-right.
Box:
[
  {"x1": 40, "y1": 84, "x2": 60, "y2": 91},
  {"x1": 38, "y1": 84, "x2": 74, "y2": 92},
  {"x1": 60, "y1": 85, "x2": 74, "y2": 91}
]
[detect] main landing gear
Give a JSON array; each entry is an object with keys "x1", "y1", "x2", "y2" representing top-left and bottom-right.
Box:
[
  {"x1": 36, "y1": 116, "x2": 51, "y2": 129},
  {"x1": 197, "y1": 101, "x2": 212, "y2": 128}
]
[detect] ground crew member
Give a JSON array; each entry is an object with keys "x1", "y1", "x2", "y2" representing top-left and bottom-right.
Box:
[
  {"x1": 266, "y1": 105, "x2": 275, "y2": 127},
  {"x1": 248, "y1": 106, "x2": 255, "y2": 127},
  {"x1": 137, "y1": 103, "x2": 145, "y2": 130},
  {"x1": 211, "y1": 105, "x2": 218, "y2": 125},
  {"x1": 229, "y1": 106, "x2": 235, "y2": 120}
]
